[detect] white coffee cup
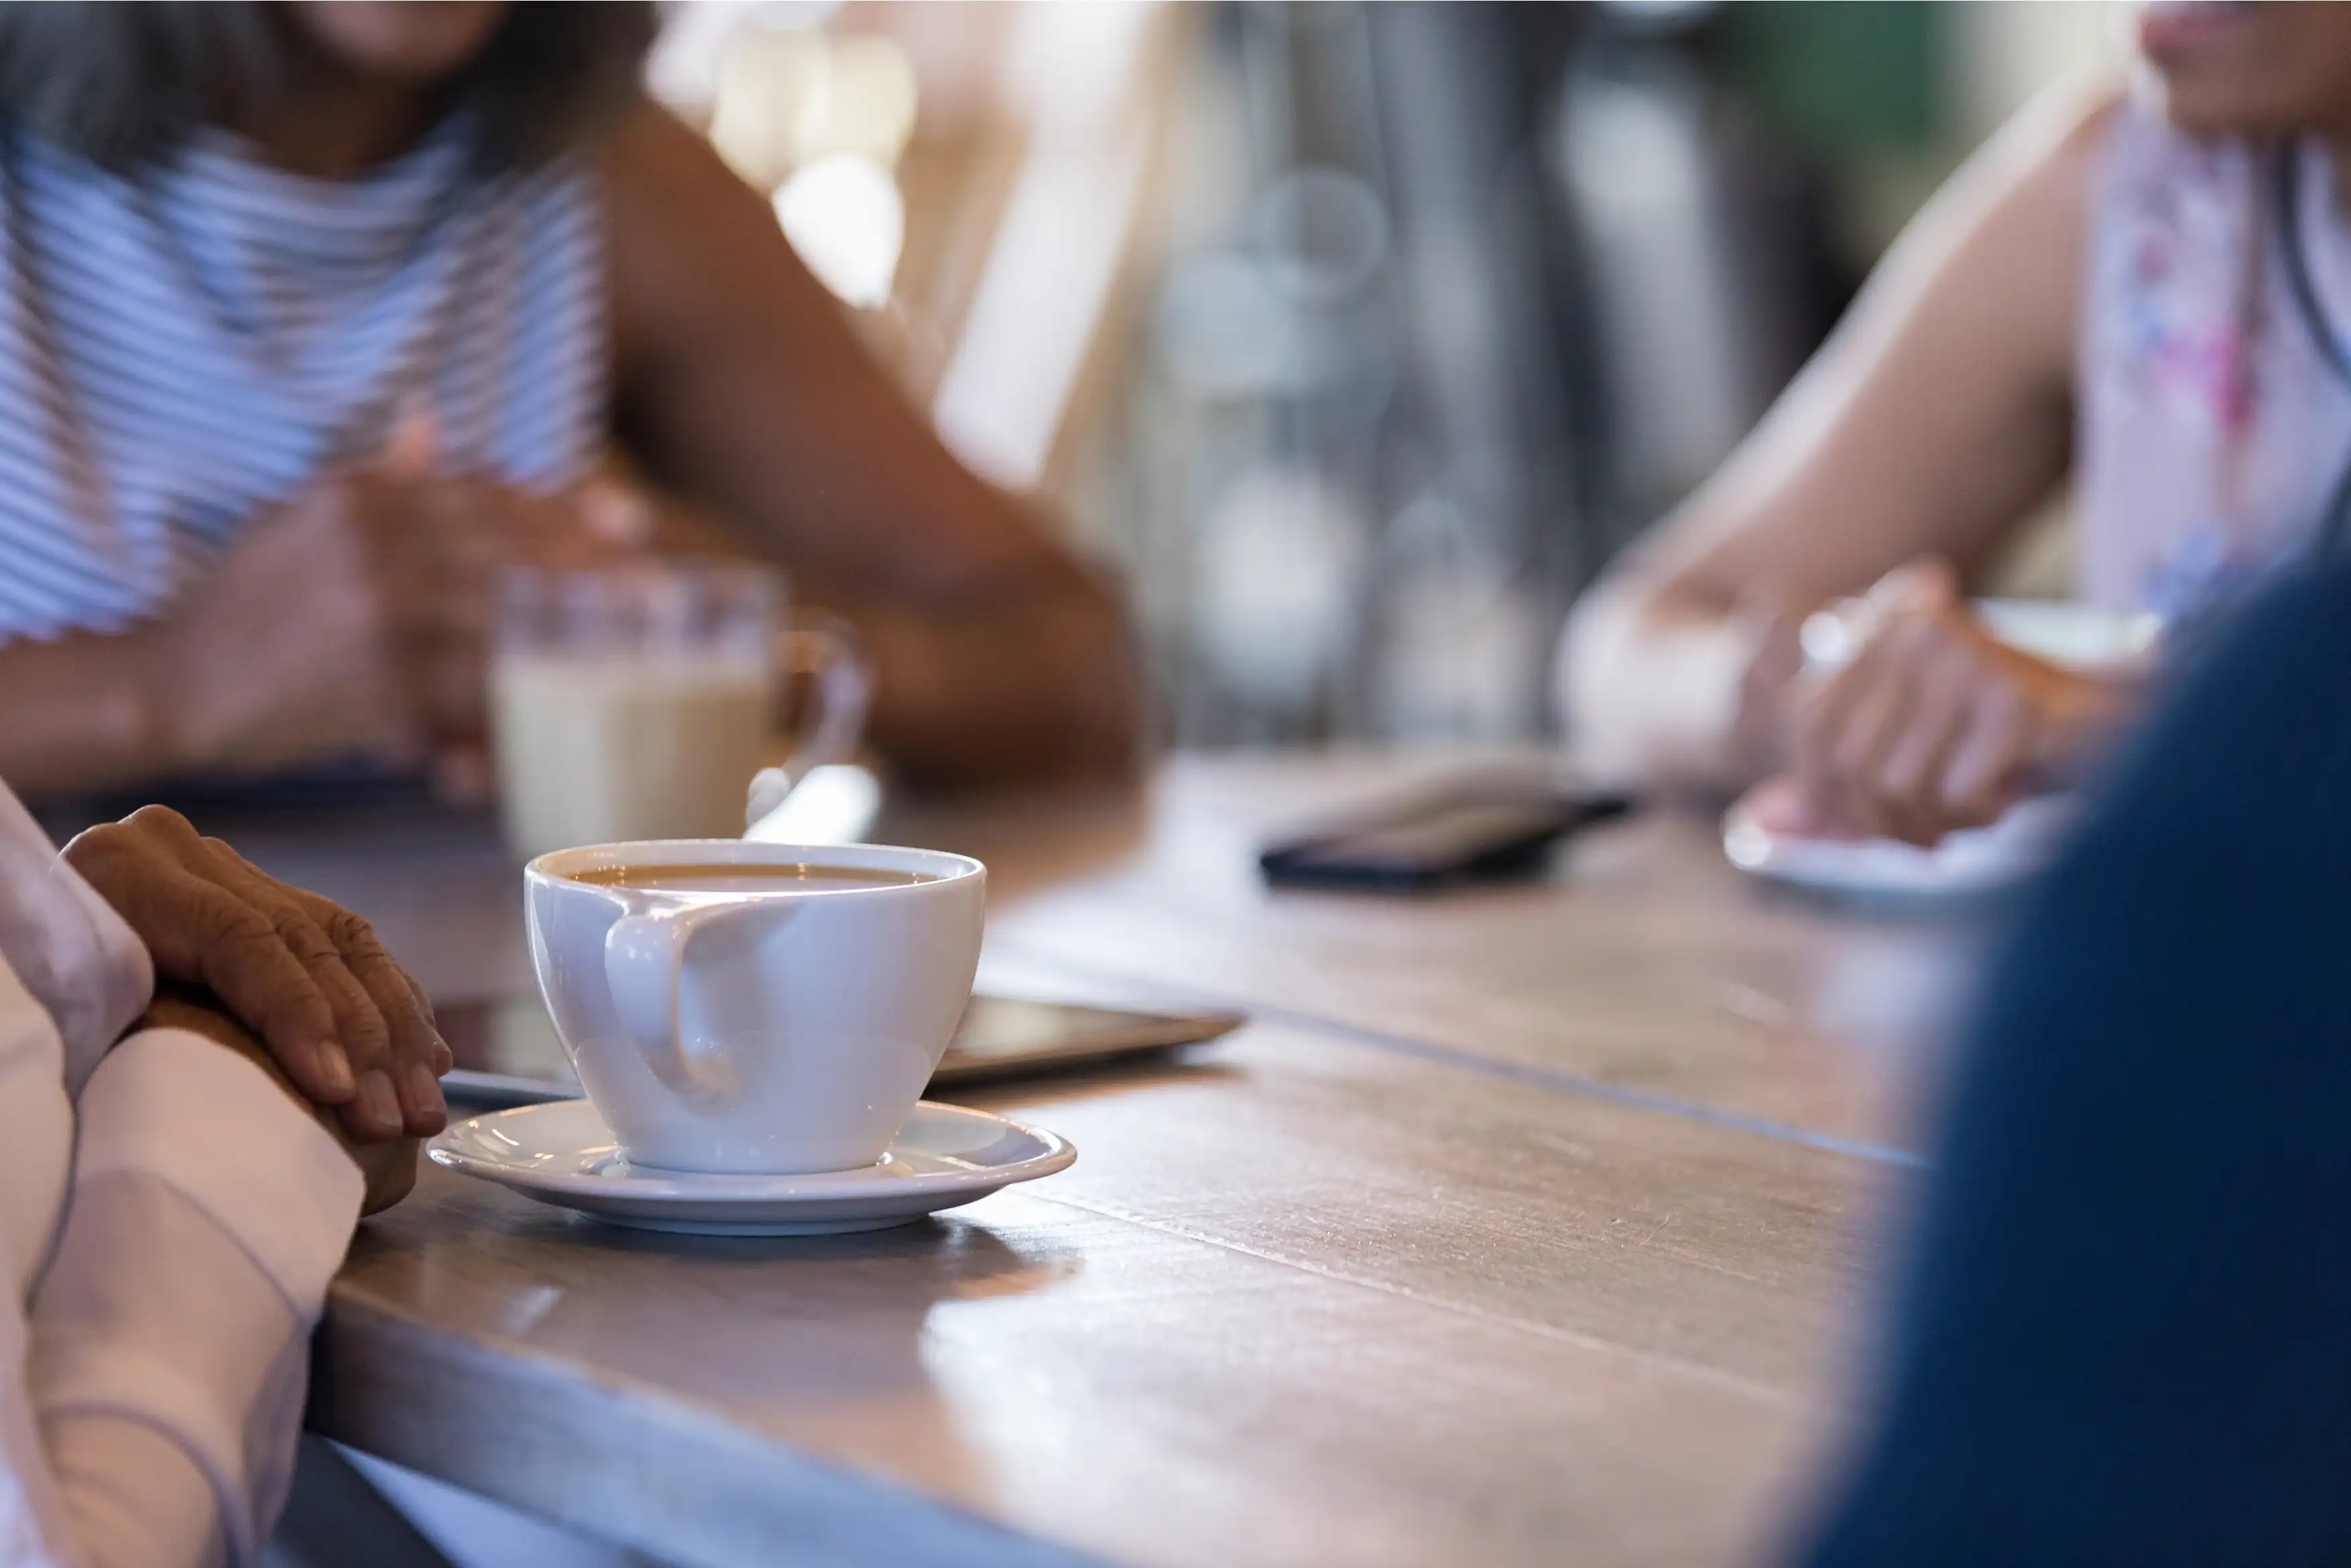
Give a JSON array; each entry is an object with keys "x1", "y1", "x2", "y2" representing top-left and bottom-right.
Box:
[{"x1": 525, "y1": 839, "x2": 986, "y2": 1175}]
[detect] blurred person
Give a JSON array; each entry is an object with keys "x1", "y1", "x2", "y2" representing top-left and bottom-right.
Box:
[
  {"x1": 2, "y1": 783, "x2": 429, "y2": 1566},
  {"x1": 0, "y1": 1, "x2": 1140, "y2": 803},
  {"x1": 1562, "y1": 2, "x2": 2351, "y2": 845},
  {"x1": 1785, "y1": 553, "x2": 2351, "y2": 1565}
]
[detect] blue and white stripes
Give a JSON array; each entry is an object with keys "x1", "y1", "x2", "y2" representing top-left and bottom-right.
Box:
[{"x1": 0, "y1": 115, "x2": 606, "y2": 641}]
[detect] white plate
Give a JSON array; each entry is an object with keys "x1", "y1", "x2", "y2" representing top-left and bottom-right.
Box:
[
  {"x1": 427, "y1": 1100, "x2": 1076, "y2": 1236},
  {"x1": 1738, "y1": 596, "x2": 2126, "y2": 903},
  {"x1": 1803, "y1": 598, "x2": 2159, "y2": 677},
  {"x1": 1972, "y1": 599, "x2": 2159, "y2": 672},
  {"x1": 1722, "y1": 795, "x2": 2074, "y2": 902}
]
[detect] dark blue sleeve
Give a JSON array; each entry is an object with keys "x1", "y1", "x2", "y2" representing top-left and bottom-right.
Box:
[{"x1": 1792, "y1": 559, "x2": 2351, "y2": 1567}]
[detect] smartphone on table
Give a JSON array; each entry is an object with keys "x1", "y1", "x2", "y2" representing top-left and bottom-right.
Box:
[{"x1": 1258, "y1": 777, "x2": 1635, "y2": 892}]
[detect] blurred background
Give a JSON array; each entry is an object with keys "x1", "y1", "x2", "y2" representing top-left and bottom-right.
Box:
[{"x1": 651, "y1": 0, "x2": 2124, "y2": 751}]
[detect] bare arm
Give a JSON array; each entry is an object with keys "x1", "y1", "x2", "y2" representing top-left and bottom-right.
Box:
[
  {"x1": 0, "y1": 487, "x2": 414, "y2": 801},
  {"x1": 1563, "y1": 85, "x2": 2115, "y2": 785},
  {"x1": 0, "y1": 633, "x2": 160, "y2": 799},
  {"x1": 0, "y1": 466, "x2": 641, "y2": 805},
  {"x1": 599, "y1": 103, "x2": 1143, "y2": 787}
]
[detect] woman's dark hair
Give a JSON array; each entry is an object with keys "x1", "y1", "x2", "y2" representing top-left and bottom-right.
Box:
[{"x1": 0, "y1": 1, "x2": 658, "y2": 174}]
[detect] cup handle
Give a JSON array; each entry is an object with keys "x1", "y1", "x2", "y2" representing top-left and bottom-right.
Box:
[
  {"x1": 745, "y1": 613, "x2": 873, "y2": 830},
  {"x1": 603, "y1": 903, "x2": 730, "y2": 1095}
]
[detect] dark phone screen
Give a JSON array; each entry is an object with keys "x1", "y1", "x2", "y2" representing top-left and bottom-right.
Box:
[
  {"x1": 1261, "y1": 787, "x2": 1633, "y2": 889},
  {"x1": 1274, "y1": 801, "x2": 1592, "y2": 872}
]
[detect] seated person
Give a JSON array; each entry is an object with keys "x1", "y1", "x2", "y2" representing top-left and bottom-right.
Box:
[
  {"x1": 2, "y1": 785, "x2": 434, "y2": 1565},
  {"x1": 1560, "y1": 3, "x2": 2351, "y2": 844},
  {"x1": 0, "y1": 1, "x2": 1141, "y2": 803},
  {"x1": 1787, "y1": 553, "x2": 2351, "y2": 1565}
]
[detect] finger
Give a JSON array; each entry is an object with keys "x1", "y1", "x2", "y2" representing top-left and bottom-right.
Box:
[
  {"x1": 1879, "y1": 710, "x2": 1972, "y2": 846},
  {"x1": 1787, "y1": 659, "x2": 1876, "y2": 835},
  {"x1": 358, "y1": 1138, "x2": 422, "y2": 1217},
  {"x1": 1730, "y1": 587, "x2": 1809, "y2": 775},
  {"x1": 70, "y1": 812, "x2": 356, "y2": 1104},
  {"x1": 378, "y1": 396, "x2": 440, "y2": 481},
  {"x1": 259, "y1": 900, "x2": 401, "y2": 1132},
  {"x1": 1818, "y1": 639, "x2": 1921, "y2": 840},
  {"x1": 281, "y1": 885, "x2": 448, "y2": 1136},
  {"x1": 188, "y1": 839, "x2": 401, "y2": 1132},
  {"x1": 396, "y1": 634, "x2": 489, "y2": 742},
  {"x1": 399, "y1": 970, "x2": 456, "y2": 1075},
  {"x1": 1836, "y1": 620, "x2": 1944, "y2": 840},
  {"x1": 1870, "y1": 556, "x2": 1960, "y2": 616},
  {"x1": 580, "y1": 480, "x2": 655, "y2": 550},
  {"x1": 1742, "y1": 775, "x2": 1828, "y2": 836},
  {"x1": 465, "y1": 478, "x2": 628, "y2": 568},
  {"x1": 1942, "y1": 685, "x2": 2037, "y2": 829},
  {"x1": 166, "y1": 875, "x2": 357, "y2": 1102},
  {"x1": 304, "y1": 900, "x2": 445, "y2": 1137},
  {"x1": 1872, "y1": 627, "x2": 1980, "y2": 845},
  {"x1": 344, "y1": 474, "x2": 472, "y2": 594}
]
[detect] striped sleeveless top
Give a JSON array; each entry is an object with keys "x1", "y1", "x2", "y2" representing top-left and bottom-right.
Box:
[{"x1": 0, "y1": 113, "x2": 607, "y2": 641}]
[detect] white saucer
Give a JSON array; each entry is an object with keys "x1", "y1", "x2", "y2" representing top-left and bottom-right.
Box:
[
  {"x1": 1722, "y1": 795, "x2": 2074, "y2": 903},
  {"x1": 427, "y1": 1100, "x2": 1076, "y2": 1236}
]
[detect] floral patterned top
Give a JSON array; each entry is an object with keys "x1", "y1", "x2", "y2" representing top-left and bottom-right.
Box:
[{"x1": 2075, "y1": 90, "x2": 2351, "y2": 618}]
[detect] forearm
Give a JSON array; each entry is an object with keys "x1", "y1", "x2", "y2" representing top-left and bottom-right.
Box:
[
  {"x1": 40, "y1": 1412, "x2": 227, "y2": 1568},
  {"x1": 1560, "y1": 91, "x2": 2106, "y2": 797},
  {"x1": 29, "y1": 1174, "x2": 302, "y2": 1568},
  {"x1": 25, "y1": 1031, "x2": 364, "y2": 1566},
  {"x1": 601, "y1": 103, "x2": 1154, "y2": 787},
  {"x1": 0, "y1": 785, "x2": 155, "y2": 1092},
  {"x1": 834, "y1": 568, "x2": 1145, "y2": 787},
  {"x1": 1558, "y1": 576, "x2": 1769, "y2": 789},
  {"x1": 635, "y1": 480, "x2": 1146, "y2": 786},
  {"x1": 0, "y1": 631, "x2": 165, "y2": 801}
]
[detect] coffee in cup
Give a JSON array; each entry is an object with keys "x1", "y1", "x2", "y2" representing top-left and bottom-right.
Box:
[
  {"x1": 526, "y1": 840, "x2": 986, "y2": 1174},
  {"x1": 564, "y1": 862, "x2": 938, "y2": 893}
]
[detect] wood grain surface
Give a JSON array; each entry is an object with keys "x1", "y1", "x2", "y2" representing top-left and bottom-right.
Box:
[{"x1": 211, "y1": 750, "x2": 1960, "y2": 1567}]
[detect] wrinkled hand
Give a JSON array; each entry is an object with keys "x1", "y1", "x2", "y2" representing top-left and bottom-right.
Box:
[
  {"x1": 1760, "y1": 560, "x2": 2125, "y2": 845},
  {"x1": 64, "y1": 806, "x2": 448, "y2": 1140},
  {"x1": 143, "y1": 985, "x2": 418, "y2": 1215}
]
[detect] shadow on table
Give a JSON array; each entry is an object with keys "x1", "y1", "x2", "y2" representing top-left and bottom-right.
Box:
[
  {"x1": 546, "y1": 1207, "x2": 1068, "y2": 1274},
  {"x1": 350, "y1": 1180, "x2": 1082, "y2": 1400},
  {"x1": 328, "y1": 1189, "x2": 1088, "y2": 1519}
]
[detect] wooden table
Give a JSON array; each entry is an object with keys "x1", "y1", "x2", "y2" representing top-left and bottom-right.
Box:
[{"x1": 218, "y1": 750, "x2": 1978, "y2": 1568}]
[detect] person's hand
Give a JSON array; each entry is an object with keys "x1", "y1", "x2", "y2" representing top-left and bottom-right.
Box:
[
  {"x1": 352, "y1": 460, "x2": 653, "y2": 748},
  {"x1": 149, "y1": 472, "x2": 425, "y2": 779},
  {"x1": 1759, "y1": 560, "x2": 2128, "y2": 844},
  {"x1": 1727, "y1": 583, "x2": 1810, "y2": 781},
  {"x1": 62, "y1": 806, "x2": 448, "y2": 1141},
  {"x1": 143, "y1": 985, "x2": 418, "y2": 1216},
  {"x1": 152, "y1": 425, "x2": 651, "y2": 784}
]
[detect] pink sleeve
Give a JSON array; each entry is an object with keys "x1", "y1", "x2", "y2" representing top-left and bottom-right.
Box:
[
  {"x1": 0, "y1": 788, "x2": 151, "y2": 1094},
  {"x1": 3, "y1": 1028, "x2": 364, "y2": 1568}
]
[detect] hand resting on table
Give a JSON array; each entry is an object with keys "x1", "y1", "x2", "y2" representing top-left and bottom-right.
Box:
[
  {"x1": 144, "y1": 983, "x2": 420, "y2": 1215},
  {"x1": 64, "y1": 805, "x2": 449, "y2": 1141},
  {"x1": 1748, "y1": 560, "x2": 2131, "y2": 845}
]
